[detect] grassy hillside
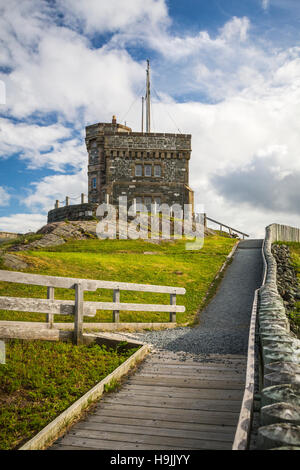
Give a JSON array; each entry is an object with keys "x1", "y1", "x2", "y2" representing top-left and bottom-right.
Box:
[
  {"x1": 0, "y1": 236, "x2": 236, "y2": 325},
  {"x1": 0, "y1": 339, "x2": 137, "y2": 450}
]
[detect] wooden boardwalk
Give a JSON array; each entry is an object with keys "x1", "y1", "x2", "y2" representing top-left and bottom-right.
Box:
[{"x1": 51, "y1": 351, "x2": 246, "y2": 450}]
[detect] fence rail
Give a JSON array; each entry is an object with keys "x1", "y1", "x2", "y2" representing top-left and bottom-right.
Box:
[
  {"x1": 0, "y1": 270, "x2": 185, "y2": 344},
  {"x1": 205, "y1": 216, "x2": 249, "y2": 239}
]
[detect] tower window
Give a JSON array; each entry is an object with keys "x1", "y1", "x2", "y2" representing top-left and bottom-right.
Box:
[
  {"x1": 135, "y1": 164, "x2": 142, "y2": 177},
  {"x1": 154, "y1": 165, "x2": 161, "y2": 177},
  {"x1": 144, "y1": 165, "x2": 152, "y2": 177},
  {"x1": 92, "y1": 177, "x2": 97, "y2": 189}
]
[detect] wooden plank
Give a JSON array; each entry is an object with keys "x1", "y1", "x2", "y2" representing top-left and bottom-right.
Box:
[
  {"x1": 83, "y1": 415, "x2": 237, "y2": 435},
  {"x1": 140, "y1": 367, "x2": 245, "y2": 378},
  {"x1": 0, "y1": 270, "x2": 186, "y2": 294},
  {"x1": 74, "y1": 283, "x2": 84, "y2": 345},
  {"x1": 129, "y1": 375, "x2": 245, "y2": 390},
  {"x1": 101, "y1": 395, "x2": 241, "y2": 412},
  {"x1": 232, "y1": 288, "x2": 258, "y2": 451},
  {"x1": 143, "y1": 360, "x2": 246, "y2": 370},
  {"x1": 51, "y1": 439, "x2": 196, "y2": 450},
  {"x1": 93, "y1": 404, "x2": 240, "y2": 426},
  {"x1": 57, "y1": 431, "x2": 231, "y2": 450},
  {"x1": 84, "y1": 301, "x2": 185, "y2": 313},
  {"x1": 47, "y1": 287, "x2": 54, "y2": 328},
  {"x1": 74, "y1": 421, "x2": 235, "y2": 442},
  {"x1": 118, "y1": 384, "x2": 244, "y2": 400},
  {"x1": 0, "y1": 296, "x2": 96, "y2": 316}
]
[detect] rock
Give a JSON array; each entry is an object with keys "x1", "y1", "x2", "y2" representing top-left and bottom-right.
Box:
[
  {"x1": 257, "y1": 423, "x2": 300, "y2": 449},
  {"x1": 261, "y1": 384, "x2": 300, "y2": 408},
  {"x1": 3, "y1": 253, "x2": 28, "y2": 270},
  {"x1": 260, "y1": 402, "x2": 300, "y2": 426}
]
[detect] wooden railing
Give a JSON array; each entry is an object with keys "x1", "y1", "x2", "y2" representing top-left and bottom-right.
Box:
[
  {"x1": 0, "y1": 270, "x2": 185, "y2": 344},
  {"x1": 204, "y1": 215, "x2": 249, "y2": 239}
]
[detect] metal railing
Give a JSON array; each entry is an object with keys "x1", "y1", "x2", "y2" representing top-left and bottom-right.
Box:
[{"x1": 204, "y1": 215, "x2": 249, "y2": 239}]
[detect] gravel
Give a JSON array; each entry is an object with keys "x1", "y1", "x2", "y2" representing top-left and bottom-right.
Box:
[{"x1": 123, "y1": 239, "x2": 264, "y2": 356}]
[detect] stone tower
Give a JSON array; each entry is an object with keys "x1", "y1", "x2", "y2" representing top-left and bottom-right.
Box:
[{"x1": 86, "y1": 116, "x2": 194, "y2": 212}]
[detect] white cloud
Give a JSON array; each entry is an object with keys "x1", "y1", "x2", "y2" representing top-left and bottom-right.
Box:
[
  {"x1": 0, "y1": 213, "x2": 46, "y2": 233},
  {"x1": 0, "y1": 187, "x2": 10, "y2": 206},
  {"x1": 24, "y1": 169, "x2": 88, "y2": 213},
  {"x1": 58, "y1": 0, "x2": 169, "y2": 34},
  {"x1": 0, "y1": 119, "x2": 81, "y2": 171},
  {"x1": 0, "y1": 0, "x2": 300, "y2": 239},
  {"x1": 262, "y1": 0, "x2": 270, "y2": 10}
]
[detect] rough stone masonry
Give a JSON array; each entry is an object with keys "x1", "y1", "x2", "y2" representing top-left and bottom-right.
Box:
[{"x1": 48, "y1": 116, "x2": 194, "y2": 223}]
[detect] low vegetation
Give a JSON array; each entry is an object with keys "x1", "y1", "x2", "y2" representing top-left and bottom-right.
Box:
[
  {"x1": 0, "y1": 236, "x2": 236, "y2": 325},
  {"x1": 289, "y1": 242, "x2": 300, "y2": 335},
  {"x1": 0, "y1": 339, "x2": 138, "y2": 450},
  {"x1": 275, "y1": 241, "x2": 300, "y2": 335}
]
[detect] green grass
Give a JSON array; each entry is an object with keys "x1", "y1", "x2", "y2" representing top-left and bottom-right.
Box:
[
  {"x1": 0, "y1": 236, "x2": 236, "y2": 325},
  {"x1": 275, "y1": 241, "x2": 300, "y2": 335},
  {"x1": 289, "y1": 243, "x2": 300, "y2": 335},
  {"x1": 0, "y1": 339, "x2": 138, "y2": 450}
]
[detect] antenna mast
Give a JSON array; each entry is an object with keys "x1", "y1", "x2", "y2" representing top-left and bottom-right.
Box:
[
  {"x1": 145, "y1": 59, "x2": 151, "y2": 133},
  {"x1": 141, "y1": 96, "x2": 144, "y2": 133}
]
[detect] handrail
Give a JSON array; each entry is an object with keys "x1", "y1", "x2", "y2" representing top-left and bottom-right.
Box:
[
  {"x1": 232, "y1": 288, "x2": 258, "y2": 450},
  {"x1": 205, "y1": 216, "x2": 249, "y2": 238},
  {"x1": 0, "y1": 270, "x2": 185, "y2": 295},
  {"x1": 0, "y1": 270, "x2": 185, "y2": 343}
]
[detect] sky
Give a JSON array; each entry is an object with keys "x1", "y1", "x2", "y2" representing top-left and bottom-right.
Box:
[{"x1": 0, "y1": 0, "x2": 300, "y2": 237}]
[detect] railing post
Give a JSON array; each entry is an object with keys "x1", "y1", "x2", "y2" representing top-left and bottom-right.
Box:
[
  {"x1": 74, "y1": 283, "x2": 84, "y2": 345},
  {"x1": 47, "y1": 287, "x2": 54, "y2": 329},
  {"x1": 113, "y1": 289, "x2": 120, "y2": 323},
  {"x1": 170, "y1": 293, "x2": 177, "y2": 323}
]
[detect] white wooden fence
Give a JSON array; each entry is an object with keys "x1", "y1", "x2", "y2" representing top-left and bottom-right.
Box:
[{"x1": 0, "y1": 270, "x2": 186, "y2": 344}]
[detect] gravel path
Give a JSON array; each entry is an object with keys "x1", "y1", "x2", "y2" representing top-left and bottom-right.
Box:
[{"x1": 124, "y1": 239, "x2": 264, "y2": 355}]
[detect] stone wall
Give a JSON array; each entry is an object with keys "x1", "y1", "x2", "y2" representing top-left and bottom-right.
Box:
[
  {"x1": 47, "y1": 203, "x2": 98, "y2": 224},
  {"x1": 256, "y1": 223, "x2": 300, "y2": 449}
]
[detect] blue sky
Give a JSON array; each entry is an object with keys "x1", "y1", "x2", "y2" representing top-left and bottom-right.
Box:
[{"x1": 0, "y1": 0, "x2": 300, "y2": 236}]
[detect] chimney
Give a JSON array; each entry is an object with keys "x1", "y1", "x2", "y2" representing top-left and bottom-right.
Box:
[{"x1": 112, "y1": 115, "x2": 117, "y2": 124}]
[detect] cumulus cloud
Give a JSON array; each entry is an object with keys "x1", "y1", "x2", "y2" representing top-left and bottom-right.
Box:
[
  {"x1": 58, "y1": 0, "x2": 169, "y2": 34},
  {"x1": 0, "y1": 119, "x2": 83, "y2": 171},
  {"x1": 0, "y1": 213, "x2": 46, "y2": 233},
  {"x1": 211, "y1": 146, "x2": 300, "y2": 215},
  {"x1": 24, "y1": 168, "x2": 88, "y2": 213},
  {"x1": 0, "y1": 0, "x2": 300, "y2": 237},
  {"x1": 0, "y1": 187, "x2": 10, "y2": 206}
]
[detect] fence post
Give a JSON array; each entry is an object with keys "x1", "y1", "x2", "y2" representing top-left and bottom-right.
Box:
[
  {"x1": 113, "y1": 289, "x2": 120, "y2": 323},
  {"x1": 170, "y1": 293, "x2": 177, "y2": 323},
  {"x1": 74, "y1": 283, "x2": 84, "y2": 345},
  {"x1": 47, "y1": 287, "x2": 54, "y2": 329}
]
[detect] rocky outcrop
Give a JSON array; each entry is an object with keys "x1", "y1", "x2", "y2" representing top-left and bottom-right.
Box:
[
  {"x1": 272, "y1": 244, "x2": 300, "y2": 310},
  {"x1": 0, "y1": 221, "x2": 98, "y2": 270}
]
